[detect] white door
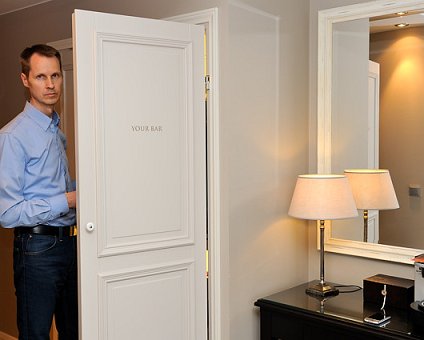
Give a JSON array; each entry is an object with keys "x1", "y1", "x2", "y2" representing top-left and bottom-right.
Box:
[{"x1": 73, "y1": 10, "x2": 206, "y2": 340}]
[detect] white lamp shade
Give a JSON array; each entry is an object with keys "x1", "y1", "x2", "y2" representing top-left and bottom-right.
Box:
[
  {"x1": 288, "y1": 174, "x2": 358, "y2": 221},
  {"x1": 344, "y1": 169, "x2": 399, "y2": 210}
]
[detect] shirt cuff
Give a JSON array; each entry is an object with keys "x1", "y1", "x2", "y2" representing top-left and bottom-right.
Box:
[{"x1": 49, "y1": 193, "x2": 70, "y2": 218}]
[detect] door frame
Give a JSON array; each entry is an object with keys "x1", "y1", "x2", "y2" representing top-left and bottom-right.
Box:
[{"x1": 50, "y1": 7, "x2": 221, "y2": 340}]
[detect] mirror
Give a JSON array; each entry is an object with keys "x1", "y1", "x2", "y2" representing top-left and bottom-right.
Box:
[{"x1": 318, "y1": 0, "x2": 424, "y2": 264}]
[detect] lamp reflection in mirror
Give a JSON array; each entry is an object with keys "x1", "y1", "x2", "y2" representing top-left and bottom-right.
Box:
[
  {"x1": 344, "y1": 169, "x2": 399, "y2": 243},
  {"x1": 289, "y1": 175, "x2": 358, "y2": 297}
]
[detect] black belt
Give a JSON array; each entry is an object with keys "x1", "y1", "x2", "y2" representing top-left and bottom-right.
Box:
[{"x1": 14, "y1": 225, "x2": 77, "y2": 237}]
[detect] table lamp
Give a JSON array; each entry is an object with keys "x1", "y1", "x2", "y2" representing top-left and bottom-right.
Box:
[
  {"x1": 288, "y1": 174, "x2": 358, "y2": 297},
  {"x1": 344, "y1": 169, "x2": 399, "y2": 242}
]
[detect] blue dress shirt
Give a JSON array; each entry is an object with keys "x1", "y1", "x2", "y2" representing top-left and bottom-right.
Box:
[{"x1": 0, "y1": 102, "x2": 76, "y2": 228}]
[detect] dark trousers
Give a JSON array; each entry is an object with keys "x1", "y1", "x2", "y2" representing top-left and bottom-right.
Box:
[{"x1": 13, "y1": 233, "x2": 78, "y2": 340}]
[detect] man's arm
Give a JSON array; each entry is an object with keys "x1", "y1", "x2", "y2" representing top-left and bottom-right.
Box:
[{"x1": 0, "y1": 133, "x2": 70, "y2": 228}]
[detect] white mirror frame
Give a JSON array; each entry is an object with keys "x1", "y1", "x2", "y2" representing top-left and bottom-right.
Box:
[{"x1": 318, "y1": 0, "x2": 424, "y2": 264}]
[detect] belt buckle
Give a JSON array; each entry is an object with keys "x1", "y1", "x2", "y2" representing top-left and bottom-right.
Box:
[{"x1": 70, "y1": 225, "x2": 78, "y2": 236}]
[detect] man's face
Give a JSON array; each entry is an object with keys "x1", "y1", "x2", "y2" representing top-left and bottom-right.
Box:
[{"x1": 20, "y1": 53, "x2": 62, "y2": 116}]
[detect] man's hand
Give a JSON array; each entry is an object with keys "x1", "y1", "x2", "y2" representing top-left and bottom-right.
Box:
[{"x1": 65, "y1": 191, "x2": 76, "y2": 208}]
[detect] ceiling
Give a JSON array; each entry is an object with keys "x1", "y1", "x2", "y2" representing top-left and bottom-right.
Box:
[
  {"x1": 370, "y1": 10, "x2": 424, "y2": 33},
  {"x1": 1, "y1": 0, "x2": 423, "y2": 33},
  {"x1": 0, "y1": 0, "x2": 53, "y2": 16}
]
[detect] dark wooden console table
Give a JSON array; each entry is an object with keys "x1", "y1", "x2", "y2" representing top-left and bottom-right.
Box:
[{"x1": 255, "y1": 281, "x2": 422, "y2": 340}]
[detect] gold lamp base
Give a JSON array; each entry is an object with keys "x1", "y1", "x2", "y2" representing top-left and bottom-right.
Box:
[{"x1": 305, "y1": 282, "x2": 339, "y2": 297}]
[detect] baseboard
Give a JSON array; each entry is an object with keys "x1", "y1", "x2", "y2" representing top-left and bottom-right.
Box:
[{"x1": 0, "y1": 331, "x2": 17, "y2": 340}]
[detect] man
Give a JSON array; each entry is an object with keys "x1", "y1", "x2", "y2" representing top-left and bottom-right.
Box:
[{"x1": 0, "y1": 44, "x2": 78, "y2": 340}]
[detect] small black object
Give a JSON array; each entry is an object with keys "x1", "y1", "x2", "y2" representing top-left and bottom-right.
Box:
[{"x1": 410, "y1": 301, "x2": 424, "y2": 336}]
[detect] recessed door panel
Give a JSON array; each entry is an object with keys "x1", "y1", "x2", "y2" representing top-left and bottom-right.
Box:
[
  {"x1": 99, "y1": 262, "x2": 193, "y2": 340},
  {"x1": 95, "y1": 36, "x2": 195, "y2": 255}
]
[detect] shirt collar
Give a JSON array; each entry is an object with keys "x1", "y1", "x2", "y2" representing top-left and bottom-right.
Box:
[{"x1": 23, "y1": 101, "x2": 60, "y2": 131}]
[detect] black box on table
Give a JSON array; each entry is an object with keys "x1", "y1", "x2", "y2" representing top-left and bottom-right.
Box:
[{"x1": 363, "y1": 274, "x2": 414, "y2": 310}]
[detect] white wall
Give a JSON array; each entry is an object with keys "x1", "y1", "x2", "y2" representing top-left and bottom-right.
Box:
[
  {"x1": 222, "y1": 0, "x2": 310, "y2": 338},
  {"x1": 309, "y1": 0, "x2": 415, "y2": 285},
  {"x1": 371, "y1": 27, "x2": 424, "y2": 249}
]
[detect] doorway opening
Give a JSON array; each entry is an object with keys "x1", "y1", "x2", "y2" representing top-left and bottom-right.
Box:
[
  {"x1": 168, "y1": 9, "x2": 221, "y2": 339},
  {"x1": 65, "y1": 8, "x2": 220, "y2": 340}
]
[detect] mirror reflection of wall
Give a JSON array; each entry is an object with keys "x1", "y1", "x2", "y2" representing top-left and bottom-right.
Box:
[
  {"x1": 371, "y1": 24, "x2": 424, "y2": 248},
  {"x1": 331, "y1": 11, "x2": 424, "y2": 249},
  {"x1": 331, "y1": 19, "x2": 370, "y2": 243}
]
